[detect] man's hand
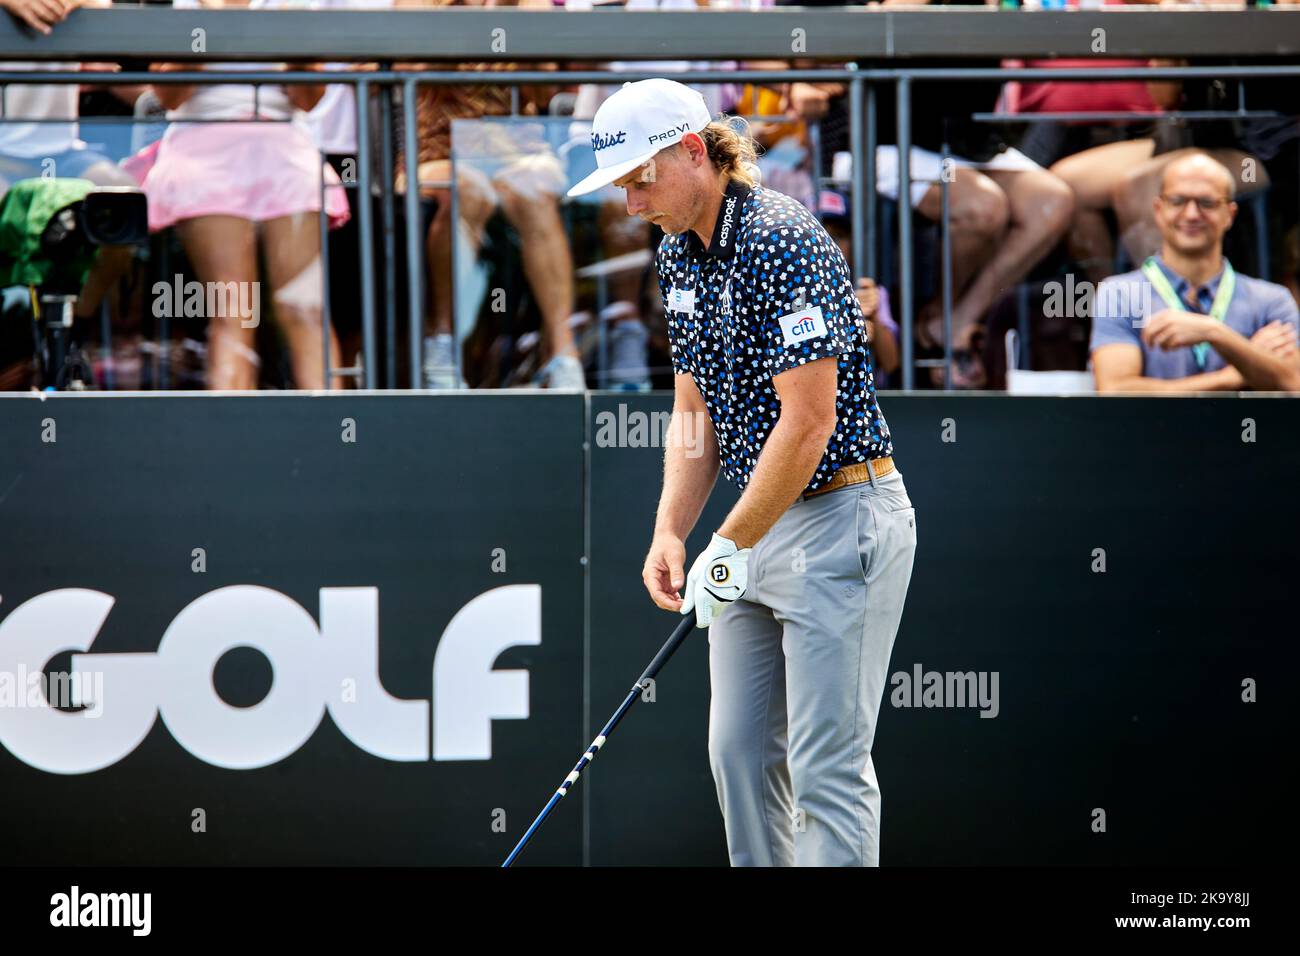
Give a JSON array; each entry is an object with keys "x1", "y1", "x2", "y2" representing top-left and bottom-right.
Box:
[
  {"x1": 1140, "y1": 309, "x2": 1220, "y2": 351},
  {"x1": 783, "y1": 83, "x2": 839, "y2": 122},
  {"x1": 643, "y1": 533, "x2": 687, "y2": 612},
  {"x1": 2, "y1": 0, "x2": 73, "y2": 35},
  {"x1": 1214, "y1": 364, "x2": 1246, "y2": 391},
  {"x1": 680, "y1": 533, "x2": 750, "y2": 629},
  {"x1": 1251, "y1": 319, "x2": 1300, "y2": 361},
  {"x1": 855, "y1": 277, "x2": 879, "y2": 320}
]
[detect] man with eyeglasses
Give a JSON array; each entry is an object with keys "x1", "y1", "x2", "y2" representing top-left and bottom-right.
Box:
[{"x1": 1090, "y1": 152, "x2": 1300, "y2": 393}]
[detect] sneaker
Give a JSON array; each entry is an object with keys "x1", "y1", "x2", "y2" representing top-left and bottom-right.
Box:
[
  {"x1": 423, "y1": 333, "x2": 463, "y2": 389},
  {"x1": 607, "y1": 318, "x2": 651, "y2": 391},
  {"x1": 535, "y1": 353, "x2": 586, "y2": 390}
]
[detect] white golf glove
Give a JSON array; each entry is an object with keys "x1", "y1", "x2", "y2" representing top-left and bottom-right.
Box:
[{"x1": 681, "y1": 533, "x2": 750, "y2": 628}]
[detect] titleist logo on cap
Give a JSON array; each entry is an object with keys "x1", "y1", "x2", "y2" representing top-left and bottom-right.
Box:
[
  {"x1": 718, "y1": 193, "x2": 738, "y2": 248},
  {"x1": 591, "y1": 130, "x2": 628, "y2": 152},
  {"x1": 568, "y1": 79, "x2": 714, "y2": 198}
]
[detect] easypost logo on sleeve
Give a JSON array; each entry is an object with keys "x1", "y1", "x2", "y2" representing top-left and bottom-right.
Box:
[{"x1": 777, "y1": 305, "x2": 827, "y2": 346}]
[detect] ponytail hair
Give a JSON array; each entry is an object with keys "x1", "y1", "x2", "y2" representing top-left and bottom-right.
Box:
[{"x1": 697, "y1": 115, "x2": 762, "y2": 188}]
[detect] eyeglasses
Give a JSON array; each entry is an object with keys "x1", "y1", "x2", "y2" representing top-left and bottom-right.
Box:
[{"x1": 1160, "y1": 194, "x2": 1229, "y2": 212}]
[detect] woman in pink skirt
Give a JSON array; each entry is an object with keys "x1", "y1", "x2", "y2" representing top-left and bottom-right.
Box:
[{"x1": 132, "y1": 4, "x2": 350, "y2": 390}]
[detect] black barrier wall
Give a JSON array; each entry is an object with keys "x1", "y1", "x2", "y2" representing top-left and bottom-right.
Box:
[
  {"x1": 1, "y1": 394, "x2": 1294, "y2": 866},
  {"x1": 589, "y1": 393, "x2": 1296, "y2": 866},
  {"x1": 0, "y1": 395, "x2": 586, "y2": 865}
]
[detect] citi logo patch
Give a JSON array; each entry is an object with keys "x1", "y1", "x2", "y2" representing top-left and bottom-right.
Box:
[
  {"x1": 592, "y1": 130, "x2": 627, "y2": 151},
  {"x1": 777, "y1": 305, "x2": 827, "y2": 347}
]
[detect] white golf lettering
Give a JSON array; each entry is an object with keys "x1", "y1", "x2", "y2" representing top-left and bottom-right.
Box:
[
  {"x1": 0, "y1": 589, "x2": 156, "y2": 775},
  {"x1": 0, "y1": 584, "x2": 540, "y2": 773},
  {"x1": 433, "y1": 585, "x2": 541, "y2": 760},
  {"x1": 320, "y1": 586, "x2": 429, "y2": 761},
  {"x1": 154, "y1": 586, "x2": 327, "y2": 770}
]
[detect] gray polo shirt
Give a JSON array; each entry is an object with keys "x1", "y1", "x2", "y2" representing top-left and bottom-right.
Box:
[{"x1": 1090, "y1": 256, "x2": 1299, "y2": 379}]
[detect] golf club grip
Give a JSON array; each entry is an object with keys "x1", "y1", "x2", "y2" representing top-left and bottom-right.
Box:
[{"x1": 635, "y1": 613, "x2": 697, "y2": 688}]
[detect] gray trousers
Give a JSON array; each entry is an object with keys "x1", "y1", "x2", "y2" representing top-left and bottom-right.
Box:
[{"x1": 707, "y1": 466, "x2": 917, "y2": 866}]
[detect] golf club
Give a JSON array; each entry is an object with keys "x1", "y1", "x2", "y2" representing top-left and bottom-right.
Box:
[{"x1": 501, "y1": 612, "x2": 698, "y2": 867}]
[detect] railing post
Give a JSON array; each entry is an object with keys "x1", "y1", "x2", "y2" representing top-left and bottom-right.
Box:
[
  {"x1": 450, "y1": 123, "x2": 462, "y2": 389},
  {"x1": 897, "y1": 75, "x2": 913, "y2": 390},
  {"x1": 355, "y1": 78, "x2": 379, "y2": 389},
  {"x1": 404, "y1": 78, "x2": 423, "y2": 389},
  {"x1": 379, "y1": 72, "x2": 398, "y2": 389},
  {"x1": 865, "y1": 78, "x2": 877, "y2": 281},
  {"x1": 940, "y1": 132, "x2": 953, "y2": 391},
  {"x1": 849, "y1": 69, "x2": 865, "y2": 283},
  {"x1": 319, "y1": 151, "x2": 333, "y2": 389}
]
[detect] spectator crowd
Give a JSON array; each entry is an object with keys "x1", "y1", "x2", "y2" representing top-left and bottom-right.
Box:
[{"x1": 1, "y1": 0, "x2": 1298, "y2": 393}]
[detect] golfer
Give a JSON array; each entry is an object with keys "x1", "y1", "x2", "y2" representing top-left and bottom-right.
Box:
[{"x1": 569, "y1": 78, "x2": 917, "y2": 867}]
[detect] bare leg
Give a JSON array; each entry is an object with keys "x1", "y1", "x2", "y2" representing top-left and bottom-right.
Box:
[
  {"x1": 495, "y1": 168, "x2": 578, "y2": 361},
  {"x1": 1050, "y1": 139, "x2": 1155, "y2": 283},
  {"x1": 917, "y1": 168, "x2": 1009, "y2": 301},
  {"x1": 260, "y1": 212, "x2": 341, "y2": 390},
  {"x1": 598, "y1": 197, "x2": 651, "y2": 308},
  {"x1": 951, "y1": 166, "x2": 1074, "y2": 344},
  {"x1": 422, "y1": 160, "x2": 497, "y2": 338},
  {"x1": 175, "y1": 215, "x2": 260, "y2": 390},
  {"x1": 915, "y1": 168, "x2": 1009, "y2": 351}
]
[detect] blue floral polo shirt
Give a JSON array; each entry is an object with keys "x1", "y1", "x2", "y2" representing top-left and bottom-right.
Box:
[{"x1": 656, "y1": 180, "x2": 893, "y2": 494}]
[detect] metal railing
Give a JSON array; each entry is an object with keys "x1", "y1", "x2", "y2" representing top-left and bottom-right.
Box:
[
  {"x1": 4, "y1": 8, "x2": 1300, "y2": 389},
  {"x1": 5, "y1": 7, "x2": 1300, "y2": 61}
]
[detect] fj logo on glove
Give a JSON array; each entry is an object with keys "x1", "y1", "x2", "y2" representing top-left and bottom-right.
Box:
[{"x1": 681, "y1": 533, "x2": 751, "y2": 628}]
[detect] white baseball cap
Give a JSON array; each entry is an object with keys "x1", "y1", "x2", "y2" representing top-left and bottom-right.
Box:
[{"x1": 566, "y1": 78, "x2": 713, "y2": 198}]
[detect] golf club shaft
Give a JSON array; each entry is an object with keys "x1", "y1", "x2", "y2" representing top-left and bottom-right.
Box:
[{"x1": 501, "y1": 613, "x2": 697, "y2": 867}]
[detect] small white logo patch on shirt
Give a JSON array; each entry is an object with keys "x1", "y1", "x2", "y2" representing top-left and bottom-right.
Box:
[
  {"x1": 668, "y1": 286, "x2": 696, "y2": 316},
  {"x1": 718, "y1": 278, "x2": 735, "y2": 319},
  {"x1": 777, "y1": 305, "x2": 827, "y2": 346}
]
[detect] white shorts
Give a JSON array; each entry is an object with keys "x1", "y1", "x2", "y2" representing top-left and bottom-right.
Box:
[{"x1": 834, "y1": 146, "x2": 1042, "y2": 209}]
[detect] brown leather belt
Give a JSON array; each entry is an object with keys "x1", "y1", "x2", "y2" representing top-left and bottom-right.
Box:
[{"x1": 803, "y1": 457, "x2": 895, "y2": 500}]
